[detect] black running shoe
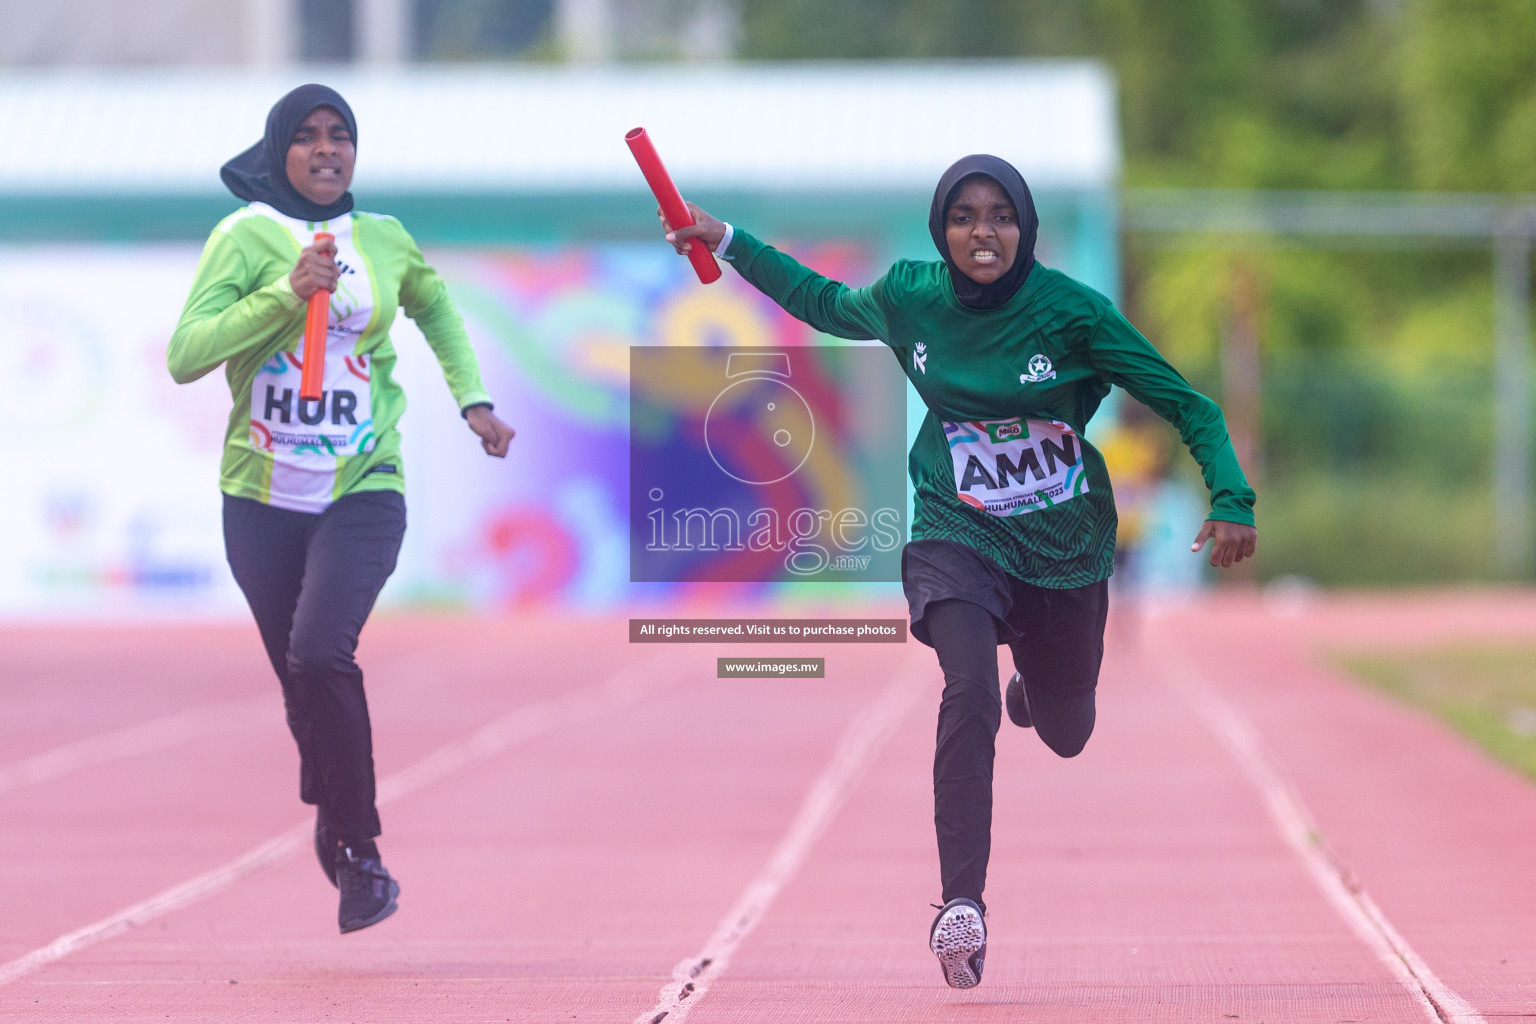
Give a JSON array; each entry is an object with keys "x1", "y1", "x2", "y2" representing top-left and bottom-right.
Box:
[
  {"x1": 314, "y1": 810, "x2": 338, "y2": 888},
  {"x1": 336, "y1": 846, "x2": 400, "y2": 934},
  {"x1": 929, "y1": 897, "x2": 987, "y2": 989},
  {"x1": 1005, "y1": 672, "x2": 1033, "y2": 729}
]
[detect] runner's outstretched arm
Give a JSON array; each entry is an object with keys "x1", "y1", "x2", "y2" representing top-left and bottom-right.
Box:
[
  {"x1": 1087, "y1": 305, "x2": 1257, "y2": 567},
  {"x1": 663, "y1": 203, "x2": 890, "y2": 341}
]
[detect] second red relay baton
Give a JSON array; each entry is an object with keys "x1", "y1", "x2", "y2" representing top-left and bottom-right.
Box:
[
  {"x1": 625, "y1": 127, "x2": 722, "y2": 285},
  {"x1": 299, "y1": 231, "x2": 335, "y2": 402}
]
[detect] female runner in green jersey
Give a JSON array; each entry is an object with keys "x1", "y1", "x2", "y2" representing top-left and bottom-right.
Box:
[
  {"x1": 661, "y1": 154, "x2": 1256, "y2": 989},
  {"x1": 170, "y1": 84, "x2": 515, "y2": 934}
]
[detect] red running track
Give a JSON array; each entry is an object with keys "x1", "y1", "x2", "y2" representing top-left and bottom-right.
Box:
[{"x1": 1, "y1": 593, "x2": 1534, "y2": 1022}]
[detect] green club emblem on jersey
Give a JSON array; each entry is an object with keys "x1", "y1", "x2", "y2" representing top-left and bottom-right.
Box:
[{"x1": 1019, "y1": 353, "x2": 1056, "y2": 383}]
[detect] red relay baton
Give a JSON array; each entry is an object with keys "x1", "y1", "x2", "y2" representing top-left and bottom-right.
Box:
[
  {"x1": 625, "y1": 127, "x2": 722, "y2": 285},
  {"x1": 299, "y1": 231, "x2": 335, "y2": 402}
]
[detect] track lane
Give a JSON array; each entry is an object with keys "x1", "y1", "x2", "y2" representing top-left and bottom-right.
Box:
[
  {"x1": 690, "y1": 625, "x2": 1439, "y2": 1022},
  {"x1": 2, "y1": 599, "x2": 1534, "y2": 1020},
  {"x1": 0, "y1": 659, "x2": 658, "y2": 991},
  {"x1": 0, "y1": 618, "x2": 916, "y2": 1022},
  {"x1": 634, "y1": 654, "x2": 925, "y2": 1023},
  {"x1": 0, "y1": 617, "x2": 652, "y2": 970},
  {"x1": 1148, "y1": 593, "x2": 1536, "y2": 1020}
]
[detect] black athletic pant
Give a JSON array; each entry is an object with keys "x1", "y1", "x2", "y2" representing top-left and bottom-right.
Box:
[
  {"x1": 927, "y1": 583, "x2": 1107, "y2": 912},
  {"x1": 223, "y1": 490, "x2": 406, "y2": 847}
]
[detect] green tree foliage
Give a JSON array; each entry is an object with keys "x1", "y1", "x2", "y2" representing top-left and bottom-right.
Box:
[
  {"x1": 742, "y1": 0, "x2": 1536, "y2": 191},
  {"x1": 738, "y1": 0, "x2": 1536, "y2": 583},
  {"x1": 1402, "y1": 0, "x2": 1536, "y2": 190}
]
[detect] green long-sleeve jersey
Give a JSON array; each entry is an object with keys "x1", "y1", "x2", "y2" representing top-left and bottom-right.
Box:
[
  {"x1": 724, "y1": 229, "x2": 1255, "y2": 587},
  {"x1": 169, "y1": 202, "x2": 491, "y2": 513}
]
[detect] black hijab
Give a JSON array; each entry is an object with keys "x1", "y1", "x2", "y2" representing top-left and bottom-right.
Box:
[
  {"x1": 220, "y1": 84, "x2": 357, "y2": 222},
  {"x1": 928, "y1": 154, "x2": 1039, "y2": 310}
]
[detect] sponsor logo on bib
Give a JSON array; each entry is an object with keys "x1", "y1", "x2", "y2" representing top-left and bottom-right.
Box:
[{"x1": 944, "y1": 417, "x2": 1088, "y2": 517}]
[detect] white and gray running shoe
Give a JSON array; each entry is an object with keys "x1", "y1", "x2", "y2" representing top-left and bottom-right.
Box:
[{"x1": 929, "y1": 897, "x2": 987, "y2": 988}]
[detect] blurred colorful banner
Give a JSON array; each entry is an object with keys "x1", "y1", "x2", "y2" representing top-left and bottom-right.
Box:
[{"x1": 0, "y1": 239, "x2": 883, "y2": 617}]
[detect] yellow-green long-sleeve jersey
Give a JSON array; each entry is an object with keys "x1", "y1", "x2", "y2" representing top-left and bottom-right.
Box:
[{"x1": 169, "y1": 202, "x2": 490, "y2": 513}]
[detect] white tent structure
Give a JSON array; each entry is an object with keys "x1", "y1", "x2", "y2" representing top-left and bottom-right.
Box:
[{"x1": 0, "y1": 63, "x2": 1117, "y2": 194}]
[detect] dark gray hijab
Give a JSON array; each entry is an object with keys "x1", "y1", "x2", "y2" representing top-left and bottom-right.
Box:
[
  {"x1": 220, "y1": 84, "x2": 357, "y2": 222},
  {"x1": 928, "y1": 154, "x2": 1039, "y2": 309}
]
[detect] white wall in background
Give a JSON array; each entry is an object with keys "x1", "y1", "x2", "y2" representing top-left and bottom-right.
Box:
[
  {"x1": 0, "y1": 0, "x2": 300, "y2": 66},
  {"x1": 0, "y1": 63, "x2": 1119, "y2": 194}
]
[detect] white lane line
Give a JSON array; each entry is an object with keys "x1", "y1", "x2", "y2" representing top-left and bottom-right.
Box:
[
  {"x1": 1162, "y1": 654, "x2": 1484, "y2": 1024},
  {"x1": 0, "y1": 665, "x2": 655, "y2": 988},
  {"x1": 0, "y1": 697, "x2": 269, "y2": 797},
  {"x1": 0, "y1": 647, "x2": 458, "y2": 799},
  {"x1": 633, "y1": 658, "x2": 923, "y2": 1024}
]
